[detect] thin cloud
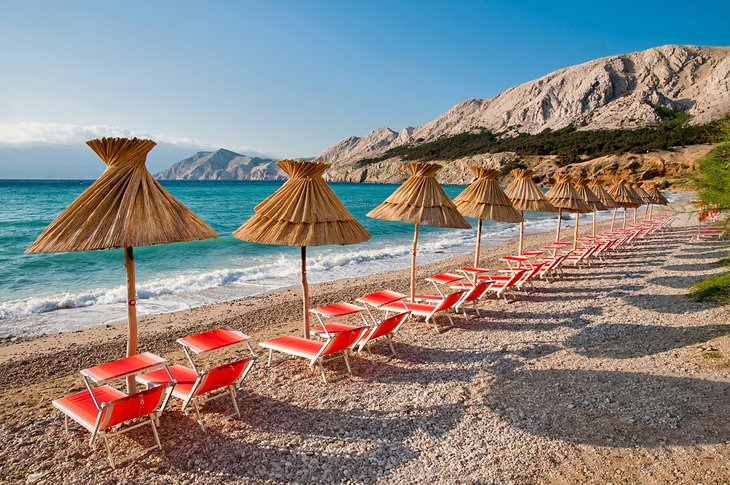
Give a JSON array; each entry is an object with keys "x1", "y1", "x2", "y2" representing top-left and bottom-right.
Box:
[{"x1": 0, "y1": 122, "x2": 208, "y2": 148}]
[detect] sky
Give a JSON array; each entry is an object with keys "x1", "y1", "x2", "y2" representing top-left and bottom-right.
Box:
[{"x1": 0, "y1": 0, "x2": 729, "y2": 175}]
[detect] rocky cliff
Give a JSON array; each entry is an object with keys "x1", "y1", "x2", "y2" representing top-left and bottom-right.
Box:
[
  {"x1": 155, "y1": 149, "x2": 284, "y2": 181},
  {"x1": 318, "y1": 45, "x2": 730, "y2": 171},
  {"x1": 324, "y1": 144, "x2": 715, "y2": 190}
]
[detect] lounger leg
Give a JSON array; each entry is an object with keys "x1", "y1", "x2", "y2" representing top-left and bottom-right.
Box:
[
  {"x1": 150, "y1": 416, "x2": 162, "y2": 450},
  {"x1": 192, "y1": 399, "x2": 205, "y2": 431},
  {"x1": 102, "y1": 433, "x2": 115, "y2": 469},
  {"x1": 318, "y1": 360, "x2": 327, "y2": 384},
  {"x1": 267, "y1": 349, "x2": 273, "y2": 367},
  {"x1": 63, "y1": 414, "x2": 69, "y2": 433},
  {"x1": 366, "y1": 342, "x2": 373, "y2": 357},
  {"x1": 229, "y1": 385, "x2": 241, "y2": 418},
  {"x1": 344, "y1": 351, "x2": 353, "y2": 376},
  {"x1": 387, "y1": 335, "x2": 397, "y2": 357}
]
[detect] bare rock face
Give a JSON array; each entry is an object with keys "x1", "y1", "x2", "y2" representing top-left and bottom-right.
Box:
[
  {"x1": 155, "y1": 149, "x2": 285, "y2": 181},
  {"x1": 318, "y1": 45, "x2": 730, "y2": 174},
  {"x1": 317, "y1": 127, "x2": 398, "y2": 168}
]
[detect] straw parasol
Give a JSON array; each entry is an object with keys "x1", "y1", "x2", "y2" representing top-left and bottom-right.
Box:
[
  {"x1": 608, "y1": 179, "x2": 641, "y2": 229},
  {"x1": 367, "y1": 162, "x2": 469, "y2": 301},
  {"x1": 27, "y1": 137, "x2": 218, "y2": 388},
  {"x1": 632, "y1": 182, "x2": 653, "y2": 222},
  {"x1": 233, "y1": 159, "x2": 370, "y2": 339},
  {"x1": 574, "y1": 178, "x2": 606, "y2": 238},
  {"x1": 453, "y1": 166, "x2": 522, "y2": 267},
  {"x1": 545, "y1": 173, "x2": 592, "y2": 248},
  {"x1": 644, "y1": 183, "x2": 669, "y2": 219},
  {"x1": 588, "y1": 178, "x2": 621, "y2": 234},
  {"x1": 504, "y1": 169, "x2": 556, "y2": 254}
]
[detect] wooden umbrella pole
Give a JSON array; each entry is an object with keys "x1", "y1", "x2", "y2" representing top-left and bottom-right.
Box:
[
  {"x1": 649, "y1": 203, "x2": 654, "y2": 220},
  {"x1": 474, "y1": 219, "x2": 483, "y2": 267},
  {"x1": 623, "y1": 208, "x2": 627, "y2": 228},
  {"x1": 646, "y1": 204, "x2": 650, "y2": 220},
  {"x1": 518, "y1": 211, "x2": 525, "y2": 255},
  {"x1": 611, "y1": 208, "x2": 617, "y2": 232},
  {"x1": 411, "y1": 223, "x2": 419, "y2": 302},
  {"x1": 573, "y1": 213, "x2": 580, "y2": 250},
  {"x1": 555, "y1": 208, "x2": 563, "y2": 242},
  {"x1": 592, "y1": 210, "x2": 597, "y2": 237},
  {"x1": 302, "y1": 246, "x2": 310, "y2": 339},
  {"x1": 124, "y1": 246, "x2": 138, "y2": 393},
  {"x1": 633, "y1": 208, "x2": 637, "y2": 224}
]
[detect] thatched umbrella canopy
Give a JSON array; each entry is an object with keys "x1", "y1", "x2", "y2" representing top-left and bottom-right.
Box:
[
  {"x1": 27, "y1": 137, "x2": 218, "y2": 388},
  {"x1": 608, "y1": 179, "x2": 641, "y2": 229},
  {"x1": 590, "y1": 178, "x2": 621, "y2": 232},
  {"x1": 643, "y1": 183, "x2": 669, "y2": 220},
  {"x1": 234, "y1": 159, "x2": 370, "y2": 338},
  {"x1": 545, "y1": 173, "x2": 591, "y2": 246},
  {"x1": 632, "y1": 182, "x2": 653, "y2": 222},
  {"x1": 504, "y1": 169, "x2": 556, "y2": 254},
  {"x1": 454, "y1": 166, "x2": 522, "y2": 267},
  {"x1": 575, "y1": 178, "x2": 606, "y2": 237},
  {"x1": 367, "y1": 162, "x2": 469, "y2": 301}
]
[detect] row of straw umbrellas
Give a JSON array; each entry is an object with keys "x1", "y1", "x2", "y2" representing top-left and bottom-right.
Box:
[{"x1": 26, "y1": 138, "x2": 668, "y2": 390}]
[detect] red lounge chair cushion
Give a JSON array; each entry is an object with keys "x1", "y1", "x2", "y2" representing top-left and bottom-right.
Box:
[
  {"x1": 311, "y1": 302, "x2": 365, "y2": 318},
  {"x1": 380, "y1": 300, "x2": 436, "y2": 316},
  {"x1": 178, "y1": 327, "x2": 250, "y2": 354},
  {"x1": 82, "y1": 352, "x2": 166, "y2": 384},
  {"x1": 137, "y1": 365, "x2": 198, "y2": 400},
  {"x1": 310, "y1": 322, "x2": 363, "y2": 335},
  {"x1": 260, "y1": 336, "x2": 325, "y2": 359},
  {"x1": 195, "y1": 359, "x2": 251, "y2": 396},
  {"x1": 103, "y1": 386, "x2": 168, "y2": 429},
  {"x1": 357, "y1": 290, "x2": 407, "y2": 307},
  {"x1": 52, "y1": 385, "x2": 126, "y2": 430}
]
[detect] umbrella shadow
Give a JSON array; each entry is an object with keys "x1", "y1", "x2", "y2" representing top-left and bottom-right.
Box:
[
  {"x1": 647, "y1": 274, "x2": 708, "y2": 289},
  {"x1": 622, "y1": 293, "x2": 715, "y2": 314},
  {"x1": 564, "y1": 323, "x2": 730, "y2": 359},
  {"x1": 663, "y1": 262, "x2": 721, "y2": 272},
  {"x1": 673, "y1": 250, "x2": 728, "y2": 260},
  {"x1": 483, "y1": 369, "x2": 730, "y2": 447}
]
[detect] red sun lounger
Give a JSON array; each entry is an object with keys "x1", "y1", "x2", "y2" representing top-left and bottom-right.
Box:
[
  {"x1": 479, "y1": 269, "x2": 526, "y2": 302},
  {"x1": 259, "y1": 327, "x2": 366, "y2": 383},
  {"x1": 378, "y1": 290, "x2": 466, "y2": 333},
  {"x1": 136, "y1": 327, "x2": 256, "y2": 430},
  {"x1": 357, "y1": 312, "x2": 410, "y2": 356},
  {"x1": 52, "y1": 384, "x2": 170, "y2": 468}
]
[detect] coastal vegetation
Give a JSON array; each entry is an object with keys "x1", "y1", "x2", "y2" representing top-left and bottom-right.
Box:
[
  {"x1": 691, "y1": 119, "x2": 730, "y2": 304},
  {"x1": 355, "y1": 109, "x2": 724, "y2": 168}
]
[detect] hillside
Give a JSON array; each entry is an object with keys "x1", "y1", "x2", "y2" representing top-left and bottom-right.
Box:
[
  {"x1": 317, "y1": 45, "x2": 730, "y2": 175},
  {"x1": 155, "y1": 149, "x2": 284, "y2": 181}
]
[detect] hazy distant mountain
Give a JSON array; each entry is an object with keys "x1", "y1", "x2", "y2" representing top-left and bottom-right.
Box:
[
  {"x1": 155, "y1": 148, "x2": 285, "y2": 180},
  {"x1": 317, "y1": 45, "x2": 730, "y2": 170},
  {"x1": 0, "y1": 142, "x2": 198, "y2": 179}
]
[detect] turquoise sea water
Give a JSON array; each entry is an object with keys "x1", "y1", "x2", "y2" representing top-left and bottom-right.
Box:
[{"x1": 0, "y1": 179, "x2": 665, "y2": 337}]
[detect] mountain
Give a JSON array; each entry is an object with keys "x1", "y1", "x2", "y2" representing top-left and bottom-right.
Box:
[
  {"x1": 155, "y1": 148, "x2": 284, "y2": 180},
  {"x1": 317, "y1": 45, "x2": 730, "y2": 173}
]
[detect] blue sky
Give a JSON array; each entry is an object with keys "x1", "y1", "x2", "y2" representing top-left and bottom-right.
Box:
[{"x1": 1, "y1": 0, "x2": 729, "y2": 165}]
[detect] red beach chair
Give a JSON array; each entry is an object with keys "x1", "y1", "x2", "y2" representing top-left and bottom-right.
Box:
[
  {"x1": 259, "y1": 327, "x2": 366, "y2": 383},
  {"x1": 378, "y1": 290, "x2": 466, "y2": 333},
  {"x1": 52, "y1": 384, "x2": 170, "y2": 468},
  {"x1": 479, "y1": 269, "x2": 526, "y2": 302},
  {"x1": 357, "y1": 312, "x2": 410, "y2": 356},
  {"x1": 136, "y1": 327, "x2": 257, "y2": 430}
]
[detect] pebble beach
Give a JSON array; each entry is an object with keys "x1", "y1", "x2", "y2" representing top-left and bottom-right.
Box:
[{"x1": 0, "y1": 206, "x2": 728, "y2": 484}]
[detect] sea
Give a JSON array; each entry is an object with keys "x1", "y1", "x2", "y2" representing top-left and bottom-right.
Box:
[{"x1": 0, "y1": 180, "x2": 684, "y2": 338}]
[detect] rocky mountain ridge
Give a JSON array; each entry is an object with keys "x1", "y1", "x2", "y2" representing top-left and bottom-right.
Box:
[
  {"x1": 317, "y1": 45, "x2": 730, "y2": 171},
  {"x1": 155, "y1": 149, "x2": 284, "y2": 181}
]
